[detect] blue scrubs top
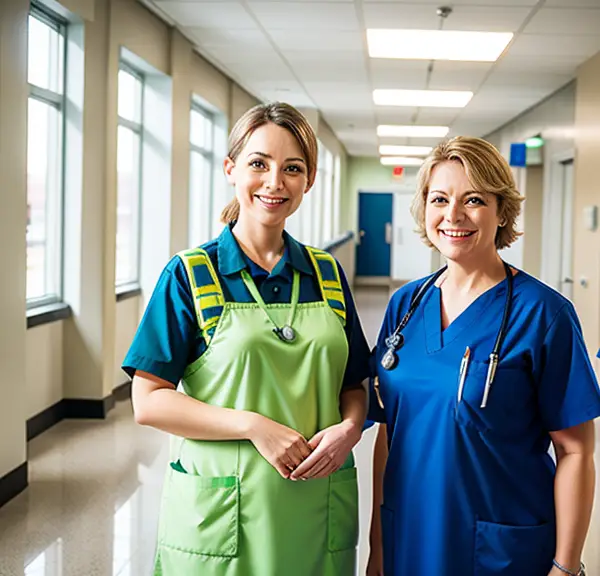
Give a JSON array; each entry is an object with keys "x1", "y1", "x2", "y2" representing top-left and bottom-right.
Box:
[
  {"x1": 123, "y1": 225, "x2": 370, "y2": 390},
  {"x1": 368, "y1": 270, "x2": 600, "y2": 576}
]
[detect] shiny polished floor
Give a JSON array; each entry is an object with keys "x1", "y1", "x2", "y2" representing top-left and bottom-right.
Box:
[{"x1": 1, "y1": 285, "x2": 599, "y2": 575}]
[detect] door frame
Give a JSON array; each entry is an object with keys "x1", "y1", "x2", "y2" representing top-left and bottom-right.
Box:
[{"x1": 541, "y1": 149, "x2": 575, "y2": 291}]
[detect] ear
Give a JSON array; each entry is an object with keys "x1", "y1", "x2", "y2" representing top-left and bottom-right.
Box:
[{"x1": 224, "y1": 157, "x2": 236, "y2": 185}]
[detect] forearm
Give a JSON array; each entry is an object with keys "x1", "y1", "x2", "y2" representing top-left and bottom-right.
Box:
[
  {"x1": 133, "y1": 377, "x2": 255, "y2": 441},
  {"x1": 339, "y1": 382, "x2": 367, "y2": 428},
  {"x1": 553, "y1": 452, "x2": 596, "y2": 570},
  {"x1": 371, "y1": 424, "x2": 388, "y2": 546}
]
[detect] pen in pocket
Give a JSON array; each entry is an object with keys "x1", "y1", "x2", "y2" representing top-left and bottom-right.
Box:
[{"x1": 457, "y1": 346, "x2": 471, "y2": 403}]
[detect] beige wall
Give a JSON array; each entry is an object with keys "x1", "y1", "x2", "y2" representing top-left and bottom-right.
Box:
[
  {"x1": 0, "y1": 0, "x2": 28, "y2": 482},
  {"x1": 574, "y1": 53, "x2": 600, "y2": 362},
  {"x1": 26, "y1": 324, "x2": 64, "y2": 419},
  {"x1": 522, "y1": 165, "x2": 544, "y2": 278},
  {"x1": 114, "y1": 296, "x2": 141, "y2": 389}
]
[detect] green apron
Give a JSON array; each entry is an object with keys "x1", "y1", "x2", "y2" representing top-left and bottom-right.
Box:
[{"x1": 154, "y1": 247, "x2": 359, "y2": 575}]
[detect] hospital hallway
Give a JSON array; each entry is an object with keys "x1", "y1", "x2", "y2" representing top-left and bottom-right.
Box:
[
  {"x1": 2, "y1": 281, "x2": 600, "y2": 575},
  {"x1": 0, "y1": 287, "x2": 389, "y2": 576}
]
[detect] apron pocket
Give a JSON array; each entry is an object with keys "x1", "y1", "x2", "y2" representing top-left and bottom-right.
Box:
[
  {"x1": 160, "y1": 467, "x2": 239, "y2": 558},
  {"x1": 474, "y1": 519, "x2": 554, "y2": 575},
  {"x1": 328, "y1": 467, "x2": 359, "y2": 552}
]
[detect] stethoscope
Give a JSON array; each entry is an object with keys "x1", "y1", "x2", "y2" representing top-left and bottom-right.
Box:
[{"x1": 377, "y1": 261, "x2": 514, "y2": 409}]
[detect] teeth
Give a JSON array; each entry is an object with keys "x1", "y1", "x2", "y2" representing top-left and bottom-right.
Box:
[
  {"x1": 442, "y1": 230, "x2": 473, "y2": 238},
  {"x1": 257, "y1": 196, "x2": 285, "y2": 205}
]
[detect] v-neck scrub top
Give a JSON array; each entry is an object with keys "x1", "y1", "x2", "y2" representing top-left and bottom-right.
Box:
[{"x1": 368, "y1": 269, "x2": 600, "y2": 576}]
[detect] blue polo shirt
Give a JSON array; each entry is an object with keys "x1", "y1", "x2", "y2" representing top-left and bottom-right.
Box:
[{"x1": 122, "y1": 225, "x2": 370, "y2": 390}]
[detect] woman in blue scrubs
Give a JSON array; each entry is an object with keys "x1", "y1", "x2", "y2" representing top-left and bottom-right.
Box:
[{"x1": 367, "y1": 136, "x2": 600, "y2": 576}]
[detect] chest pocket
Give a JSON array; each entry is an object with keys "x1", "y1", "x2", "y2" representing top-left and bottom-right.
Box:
[{"x1": 454, "y1": 360, "x2": 537, "y2": 438}]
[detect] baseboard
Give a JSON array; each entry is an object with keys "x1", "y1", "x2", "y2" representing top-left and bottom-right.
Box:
[
  {"x1": 355, "y1": 276, "x2": 391, "y2": 287},
  {"x1": 26, "y1": 400, "x2": 65, "y2": 441},
  {"x1": 26, "y1": 380, "x2": 132, "y2": 441},
  {"x1": 0, "y1": 462, "x2": 28, "y2": 508}
]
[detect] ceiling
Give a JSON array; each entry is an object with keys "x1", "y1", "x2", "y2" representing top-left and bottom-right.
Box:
[{"x1": 142, "y1": 0, "x2": 600, "y2": 156}]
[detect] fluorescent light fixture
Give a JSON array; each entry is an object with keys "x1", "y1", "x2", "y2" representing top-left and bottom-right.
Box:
[
  {"x1": 377, "y1": 125, "x2": 449, "y2": 138},
  {"x1": 367, "y1": 29, "x2": 513, "y2": 62},
  {"x1": 525, "y1": 136, "x2": 544, "y2": 148},
  {"x1": 380, "y1": 156, "x2": 424, "y2": 167},
  {"x1": 374, "y1": 89, "x2": 473, "y2": 108},
  {"x1": 379, "y1": 145, "x2": 432, "y2": 156}
]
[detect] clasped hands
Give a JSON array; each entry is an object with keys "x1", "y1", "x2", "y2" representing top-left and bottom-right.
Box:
[{"x1": 247, "y1": 413, "x2": 362, "y2": 480}]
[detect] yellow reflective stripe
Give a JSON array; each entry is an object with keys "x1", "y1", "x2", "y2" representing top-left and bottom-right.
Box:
[
  {"x1": 305, "y1": 246, "x2": 346, "y2": 325},
  {"x1": 324, "y1": 290, "x2": 345, "y2": 304},
  {"x1": 199, "y1": 295, "x2": 221, "y2": 310},
  {"x1": 177, "y1": 248, "x2": 225, "y2": 338}
]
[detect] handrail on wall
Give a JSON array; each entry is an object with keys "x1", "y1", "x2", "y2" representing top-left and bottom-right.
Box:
[{"x1": 321, "y1": 231, "x2": 355, "y2": 254}]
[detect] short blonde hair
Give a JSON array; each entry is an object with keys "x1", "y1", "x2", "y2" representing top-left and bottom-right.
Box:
[
  {"x1": 411, "y1": 136, "x2": 524, "y2": 250},
  {"x1": 220, "y1": 102, "x2": 318, "y2": 224}
]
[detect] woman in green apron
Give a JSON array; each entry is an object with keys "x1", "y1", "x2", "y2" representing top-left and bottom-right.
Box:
[{"x1": 123, "y1": 102, "x2": 369, "y2": 575}]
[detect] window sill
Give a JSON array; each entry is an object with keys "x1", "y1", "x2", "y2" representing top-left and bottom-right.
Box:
[
  {"x1": 27, "y1": 302, "x2": 72, "y2": 329},
  {"x1": 116, "y1": 284, "x2": 142, "y2": 302}
]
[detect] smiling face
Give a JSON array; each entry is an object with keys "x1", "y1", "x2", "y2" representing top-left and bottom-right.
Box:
[
  {"x1": 224, "y1": 122, "x2": 311, "y2": 230},
  {"x1": 425, "y1": 160, "x2": 502, "y2": 264}
]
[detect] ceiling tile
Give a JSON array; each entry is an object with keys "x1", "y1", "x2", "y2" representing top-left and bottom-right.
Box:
[
  {"x1": 414, "y1": 108, "x2": 462, "y2": 124},
  {"x1": 370, "y1": 60, "x2": 429, "y2": 89},
  {"x1": 185, "y1": 27, "x2": 269, "y2": 48},
  {"x1": 270, "y1": 30, "x2": 363, "y2": 51},
  {"x1": 524, "y1": 8, "x2": 600, "y2": 35},
  {"x1": 291, "y1": 60, "x2": 369, "y2": 83},
  {"x1": 544, "y1": 0, "x2": 600, "y2": 6},
  {"x1": 375, "y1": 109, "x2": 419, "y2": 124},
  {"x1": 248, "y1": 2, "x2": 359, "y2": 30},
  {"x1": 154, "y1": 2, "x2": 256, "y2": 28},
  {"x1": 428, "y1": 61, "x2": 491, "y2": 91},
  {"x1": 362, "y1": 4, "x2": 532, "y2": 32},
  {"x1": 508, "y1": 33, "x2": 600, "y2": 58},
  {"x1": 363, "y1": 0, "x2": 537, "y2": 4}
]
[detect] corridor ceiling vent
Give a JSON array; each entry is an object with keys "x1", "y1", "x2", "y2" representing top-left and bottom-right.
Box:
[
  {"x1": 379, "y1": 145, "x2": 432, "y2": 156},
  {"x1": 377, "y1": 126, "x2": 449, "y2": 139},
  {"x1": 380, "y1": 156, "x2": 425, "y2": 167},
  {"x1": 367, "y1": 29, "x2": 513, "y2": 63},
  {"x1": 373, "y1": 89, "x2": 473, "y2": 108}
]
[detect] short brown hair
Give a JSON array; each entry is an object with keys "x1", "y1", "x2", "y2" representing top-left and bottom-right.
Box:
[
  {"x1": 411, "y1": 136, "x2": 524, "y2": 250},
  {"x1": 220, "y1": 102, "x2": 318, "y2": 224}
]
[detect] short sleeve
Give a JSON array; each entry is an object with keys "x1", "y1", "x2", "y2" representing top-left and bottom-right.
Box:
[
  {"x1": 337, "y1": 262, "x2": 371, "y2": 390},
  {"x1": 121, "y1": 257, "x2": 199, "y2": 385},
  {"x1": 536, "y1": 302, "x2": 600, "y2": 431}
]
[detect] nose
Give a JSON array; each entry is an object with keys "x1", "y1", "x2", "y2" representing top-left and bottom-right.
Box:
[
  {"x1": 266, "y1": 169, "x2": 284, "y2": 191},
  {"x1": 444, "y1": 198, "x2": 464, "y2": 224}
]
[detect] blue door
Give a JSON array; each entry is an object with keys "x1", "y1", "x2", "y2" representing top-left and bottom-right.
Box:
[{"x1": 356, "y1": 192, "x2": 393, "y2": 277}]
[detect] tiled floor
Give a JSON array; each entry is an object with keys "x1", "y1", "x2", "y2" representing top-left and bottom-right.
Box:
[{"x1": 1, "y1": 285, "x2": 599, "y2": 575}]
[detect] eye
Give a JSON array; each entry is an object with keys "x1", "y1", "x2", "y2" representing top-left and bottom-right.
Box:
[
  {"x1": 466, "y1": 196, "x2": 485, "y2": 205},
  {"x1": 429, "y1": 195, "x2": 447, "y2": 204},
  {"x1": 285, "y1": 164, "x2": 304, "y2": 174},
  {"x1": 249, "y1": 159, "x2": 265, "y2": 169}
]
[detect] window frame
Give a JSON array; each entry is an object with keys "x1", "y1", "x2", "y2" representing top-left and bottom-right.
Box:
[
  {"x1": 189, "y1": 102, "x2": 216, "y2": 246},
  {"x1": 115, "y1": 62, "x2": 145, "y2": 290},
  {"x1": 26, "y1": 4, "x2": 68, "y2": 310}
]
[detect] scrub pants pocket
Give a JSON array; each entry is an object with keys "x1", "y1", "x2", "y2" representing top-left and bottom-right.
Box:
[
  {"x1": 328, "y1": 467, "x2": 359, "y2": 552},
  {"x1": 474, "y1": 520, "x2": 554, "y2": 575},
  {"x1": 159, "y1": 467, "x2": 239, "y2": 558}
]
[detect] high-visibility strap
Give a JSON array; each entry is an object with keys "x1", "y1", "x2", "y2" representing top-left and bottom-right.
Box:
[
  {"x1": 177, "y1": 248, "x2": 225, "y2": 345},
  {"x1": 305, "y1": 246, "x2": 346, "y2": 325}
]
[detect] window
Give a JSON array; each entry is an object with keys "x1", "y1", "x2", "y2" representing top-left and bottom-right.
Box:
[
  {"x1": 189, "y1": 105, "x2": 214, "y2": 246},
  {"x1": 26, "y1": 7, "x2": 66, "y2": 306},
  {"x1": 116, "y1": 66, "x2": 144, "y2": 287}
]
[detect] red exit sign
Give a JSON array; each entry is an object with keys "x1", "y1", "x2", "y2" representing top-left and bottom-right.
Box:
[{"x1": 392, "y1": 166, "x2": 404, "y2": 179}]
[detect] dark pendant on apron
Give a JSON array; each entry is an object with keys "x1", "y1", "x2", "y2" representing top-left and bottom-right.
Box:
[{"x1": 274, "y1": 325, "x2": 296, "y2": 343}]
